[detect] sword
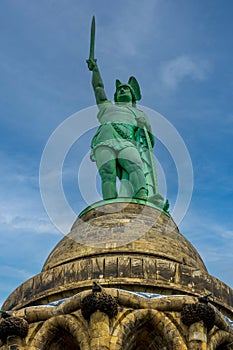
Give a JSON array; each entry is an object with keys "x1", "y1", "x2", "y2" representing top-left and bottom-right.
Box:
[
  {"x1": 143, "y1": 126, "x2": 159, "y2": 194},
  {"x1": 86, "y1": 16, "x2": 96, "y2": 67}
]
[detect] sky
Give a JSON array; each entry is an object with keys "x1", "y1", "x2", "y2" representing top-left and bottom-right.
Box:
[{"x1": 0, "y1": 0, "x2": 233, "y2": 308}]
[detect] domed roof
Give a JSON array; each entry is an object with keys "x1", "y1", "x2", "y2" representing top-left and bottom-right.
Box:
[
  {"x1": 10, "y1": 202, "x2": 233, "y2": 312},
  {"x1": 43, "y1": 202, "x2": 207, "y2": 272}
]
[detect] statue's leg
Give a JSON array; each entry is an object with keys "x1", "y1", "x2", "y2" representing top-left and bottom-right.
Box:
[
  {"x1": 118, "y1": 147, "x2": 147, "y2": 200},
  {"x1": 95, "y1": 146, "x2": 117, "y2": 200}
]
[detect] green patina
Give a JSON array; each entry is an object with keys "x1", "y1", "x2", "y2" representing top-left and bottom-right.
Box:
[
  {"x1": 78, "y1": 198, "x2": 170, "y2": 219},
  {"x1": 86, "y1": 17, "x2": 168, "y2": 210}
]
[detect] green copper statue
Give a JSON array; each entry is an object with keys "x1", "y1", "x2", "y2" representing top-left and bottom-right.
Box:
[{"x1": 87, "y1": 17, "x2": 164, "y2": 206}]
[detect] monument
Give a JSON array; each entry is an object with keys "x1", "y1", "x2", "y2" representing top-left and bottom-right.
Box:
[
  {"x1": 0, "y1": 17, "x2": 232, "y2": 350},
  {"x1": 87, "y1": 17, "x2": 165, "y2": 208}
]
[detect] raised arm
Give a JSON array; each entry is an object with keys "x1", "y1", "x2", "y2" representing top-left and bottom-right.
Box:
[
  {"x1": 86, "y1": 16, "x2": 108, "y2": 106},
  {"x1": 86, "y1": 59, "x2": 108, "y2": 105}
]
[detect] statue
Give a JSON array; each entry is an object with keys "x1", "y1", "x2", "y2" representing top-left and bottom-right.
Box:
[{"x1": 87, "y1": 17, "x2": 166, "y2": 207}]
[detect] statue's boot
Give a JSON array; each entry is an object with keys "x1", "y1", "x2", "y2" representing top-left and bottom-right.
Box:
[
  {"x1": 130, "y1": 169, "x2": 148, "y2": 200},
  {"x1": 102, "y1": 181, "x2": 117, "y2": 200},
  {"x1": 134, "y1": 188, "x2": 148, "y2": 200}
]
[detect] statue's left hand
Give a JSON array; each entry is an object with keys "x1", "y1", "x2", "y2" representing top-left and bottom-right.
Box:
[{"x1": 136, "y1": 116, "x2": 145, "y2": 129}]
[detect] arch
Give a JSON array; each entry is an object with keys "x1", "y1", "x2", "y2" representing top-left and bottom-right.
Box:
[
  {"x1": 30, "y1": 314, "x2": 90, "y2": 350},
  {"x1": 208, "y1": 330, "x2": 233, "y2": 350},
  {"x1": 110, "y1": 309, "x2": 187, "y2": 350}
]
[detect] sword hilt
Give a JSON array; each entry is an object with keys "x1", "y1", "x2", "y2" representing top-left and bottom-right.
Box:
[{"x1": 86, "y1": 58, "x2": 97, "y2": 71}]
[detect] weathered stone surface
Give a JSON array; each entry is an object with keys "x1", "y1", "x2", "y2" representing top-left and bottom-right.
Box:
[
  {"x1": 2, "y1": 203, "x2": 233, "y2": 315},
  {"x1": 81, "y1": 288, "x2": 118, "y2": 320},
  {"x1": 1, "y1": 289, "x2": 233, "y2": 350},
  {"x1": 1, "y1": 202, "x2": 233, "y2": 349},
  {"x1": 181, "y1": 303, "x2": 216, "y2": 330},
  {"x1": 43, "y1": 203, "x2": 207, "y2": 272},
  {"x1": 0, "y1": 317, "x2": 28, "y2": 343}
]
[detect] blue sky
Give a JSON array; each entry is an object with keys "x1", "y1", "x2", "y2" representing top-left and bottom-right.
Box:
[{"x1": 0, "y1": 0, "x2": 233, "y2": 308}]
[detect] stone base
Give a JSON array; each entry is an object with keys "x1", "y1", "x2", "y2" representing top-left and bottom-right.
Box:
[{"x1": 1, "y1": 289, "x2": 233, "y2": 350}]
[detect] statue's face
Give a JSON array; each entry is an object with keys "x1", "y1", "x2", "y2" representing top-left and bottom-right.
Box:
[{"x1": 116, "y1": 85, "x2": 133, "y2": 103}]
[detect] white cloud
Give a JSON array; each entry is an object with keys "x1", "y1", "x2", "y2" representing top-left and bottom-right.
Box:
[
  {"x1": 160, "y1": 55, "x2": 210, "y2": 89},
  {"x1": 179, "y1": 208, "x2": 233, "y2": 288},
  {"x1": 0, "y1": 212, "x2": 58, "y2": 235},
  {"x1": 221, "y1": 230, "x2": 233, "y2": 239},
  {"x1": 0, "y1": 265, "x2": 32, "y2": 281},
  {"x1": 0, "y1": 152, "x2": 60, "y2": 236}
]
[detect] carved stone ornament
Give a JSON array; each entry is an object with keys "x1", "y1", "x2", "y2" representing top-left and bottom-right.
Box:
[
  {"x1": 181, "y1": 303, "x2": 216, "y2": 331},
  {"x1": 0, "y1": 316, "x2": 29, "y2": 343},
  {"x1": 81, "y1": 285, "x2": 118, "y2": 320}
]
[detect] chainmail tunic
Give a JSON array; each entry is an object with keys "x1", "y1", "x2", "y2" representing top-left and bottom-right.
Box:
[{"x1": 90, "y1": 101, "x2": 148, "y2": 161}]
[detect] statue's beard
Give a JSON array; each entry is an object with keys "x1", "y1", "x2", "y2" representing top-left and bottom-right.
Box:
[{"x1": 116, "y1": 95, "x2": 132, "y2": 103}]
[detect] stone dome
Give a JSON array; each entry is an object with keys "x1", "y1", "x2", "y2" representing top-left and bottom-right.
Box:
[
  {"x1": 3, "y1": 202, "x2": 233, "y2": 313},
  {"x1": 43, "y1": 202, "x2": 207, "y2": 272}
]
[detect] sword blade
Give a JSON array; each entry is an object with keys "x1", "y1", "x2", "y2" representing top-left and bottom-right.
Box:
[{"x1": 89, "y1": 16, "x2": 95, "y2": 60}]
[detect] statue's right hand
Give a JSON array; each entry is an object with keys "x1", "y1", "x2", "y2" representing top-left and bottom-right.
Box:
[{"x1": 86, "y1": 58, "x2": 97, "y2": 71}]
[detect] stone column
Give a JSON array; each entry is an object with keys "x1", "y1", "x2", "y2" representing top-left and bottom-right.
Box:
[
  {"x1": 181, "y1": 302, "x2": 215, "y2": 350},
  {"x1": 188, "y1": 321, "x2": 207, "y2": 350},
  {"x1": 90, "y1": 311, "x2": 110, "y2": 350}
]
